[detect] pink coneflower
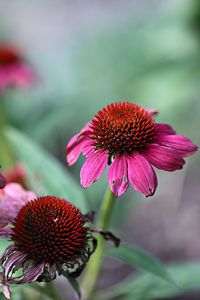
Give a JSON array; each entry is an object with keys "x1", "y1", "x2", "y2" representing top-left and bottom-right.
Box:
[
  {"x1": 0, "y1": 183, "x2": 36, "y2": 232},
  {"x1": 66, "y1": 102, "x2": 197, "y2": 197},
  {"x1": 0, "y1": 43, "x2": 36, "y2": 91},
  {"x1": 0, "y1": 194, "x2": 98, "y2": 299}
]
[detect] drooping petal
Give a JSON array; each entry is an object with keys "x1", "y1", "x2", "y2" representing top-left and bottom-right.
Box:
[
  {"x1": 127, "y1": 153, "x2": 158, "y2": 197},
  {"x1": 108, "y1": 155, "x2": 129, "y2": 197},
  {"x1": 0, "y1": 227, "x2": 12, "y2": 238},
  {"x1": 2, "y1": 284, "x2": 11, "y2": 299},
  {"x1": 156, "y1": 135, "x2": 198, "y2": 157},
  {"x1": 143, "y1": 143, "x2": 185, "y2": 171},
  {"x1": 3, "y1": 252, "x2": 26, "y2": 279},
  {"x1": 156, "y1": 123, "x2": 176, "y2": 135},
  {"x1": 20, "y1": 262, "x2": 45, "y2": 283},
  {"x1": 66, "y1": 123, "x2": 93, "y2": 166},
  {"x1": 0, "y1": 244, "x2": 16, "y2": 262},
  {"x1": 67, "y1": 122, "x2": 92, "y2": 151},
  {"x1": 80, "y1": 150, "x2": 108, "y2": 188},
  {"x1": 67, "y1": 137, "x2": 93, "y2": 166},
  {"x1": 82, "y1": 143, "x2": 96, "y2": 158}
]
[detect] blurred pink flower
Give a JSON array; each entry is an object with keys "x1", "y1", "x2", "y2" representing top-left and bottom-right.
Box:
[
  {"x1": 0, "y1": 44, "x2": 36, "y2": 91},
  {"x1": 2, "y1": 163, "x2": 26, "y2": 186},
  {"x1": 66, "y1": 102, "x2": 198, "y2": 197},
  {"x1": 0, "y1": 183, "x2": 36, "y2": 236}
]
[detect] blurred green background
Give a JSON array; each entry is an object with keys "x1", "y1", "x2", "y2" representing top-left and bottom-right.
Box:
[{"x1": 0, "y1": 0, "x2": 200, "y2": 299}]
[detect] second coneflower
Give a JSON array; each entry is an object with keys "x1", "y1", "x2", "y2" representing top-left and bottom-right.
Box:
[
  {"x1": 0, "y1": 185, "x2": 98, "y2": 299},
  {"x1": 66, "y1": 102, "x2": 197, "y2": 197}
]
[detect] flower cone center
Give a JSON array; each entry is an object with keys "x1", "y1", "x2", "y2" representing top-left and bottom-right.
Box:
[
  {"x1": 90, "y1": 102, "x2": 156, "y2": 155},
  {"x1": 12, "y1": 196, "x2": 87, "y2": 264}
]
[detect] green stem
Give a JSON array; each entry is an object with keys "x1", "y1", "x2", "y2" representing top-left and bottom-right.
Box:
[
  {"x1": 82, "y1": 188, "x2": 115, "y2": 300},
  {"x1": 31, "y1": 282, "x2": 62, "y2": 300},
  {"x1": 45, "y1": 282, "x2": 61, "y2": 300}
]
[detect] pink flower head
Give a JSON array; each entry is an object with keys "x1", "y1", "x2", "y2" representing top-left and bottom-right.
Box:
[
  {"x1": 0, "y1": 196, "x2": 98, "y2": 299},
  {"x1": 0, "y1": 183, "x2": 36, "y2": 236},
  {"x1": 0, "y1": 43, "x2": 36, "y2": 91},
  {"x1": 66, "y1": 102, "x2": 198, "y2": 197}
]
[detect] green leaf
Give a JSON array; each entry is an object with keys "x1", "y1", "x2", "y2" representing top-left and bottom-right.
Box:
[
  {"x1": 106, "y1": 245, "x2": 174, "y2": 284},
  {"x1": 96, "y1": 262, "x2": 200, "y2": 300},
  {"x1": 5, "y1": 127, "x2": 88, "y2": 212}
]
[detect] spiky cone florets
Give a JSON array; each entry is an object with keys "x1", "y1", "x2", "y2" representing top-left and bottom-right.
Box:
[{"x1": 0, "y1": 196, "x2": 97, "y2": 299}]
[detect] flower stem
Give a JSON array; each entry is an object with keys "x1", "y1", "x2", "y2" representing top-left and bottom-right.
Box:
[
  {"x1": 82, "y1": 188, "x2": 115, "y2": 300},
  {"x1": 45, "y1": 282, "x2": 61, "y2": 300}
]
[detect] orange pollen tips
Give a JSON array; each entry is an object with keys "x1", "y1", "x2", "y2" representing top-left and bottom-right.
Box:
[
  {"x1": 90, "y1": 102, "x2": 156, "y2": 155},
  {"x1": 12, "y1": 196, "x2": 88, "y2": 264},
  {"x1": 0, "y1": 46, "x2": 21, "y2": 65}
]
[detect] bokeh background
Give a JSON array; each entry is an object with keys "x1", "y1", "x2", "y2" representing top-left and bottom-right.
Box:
[{"x1": 0, "y1": 0, "x2": 200, "y2": 299}]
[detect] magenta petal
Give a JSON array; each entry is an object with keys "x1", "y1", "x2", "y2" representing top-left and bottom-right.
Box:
[
  {"x1": 0, "y1": 228, "x2": 12, "y2": 238},
  {"x1": 4, "y1": 252, "x2": 26, "y2": 278},
  {"x1": 80, "y1": 150, "x2": 108, "y2": 188},
  {"x1": 66, "y1": 133, "x2": 83, "y2": 166},
  {"x1": 66, "y1": 123, "x2": 93, "y2": 166},
  {"x1": 67, "y1": 137, "x2": 93, "y2": 166},
  {"x1": 127, "y1": 153, "x2": 157, "y2": 197},
  {"x1": 108, "y1": 155, "x2": 129, "y2": 197},
  {"x1": 22, "y1": 263, "x2": 45, "y2": 283},
  {"x1": 3, "y1": 285, "x2": 11, "y2": 299},
  {"x1": 67, "y1": 132, "x2": 80, "y2": 150},
  {"x1": 156, "y1": 134, "x2": 198, "y2": 157},
  {"x1": 156, "y1": 123, "x2": 176, "y2": 135},
  {"x1": 143, "y1": 143, "x2": 185, "y2": 171},
  {"x1": 82, "y1": 143, "x2": 96, "y2": 158}
]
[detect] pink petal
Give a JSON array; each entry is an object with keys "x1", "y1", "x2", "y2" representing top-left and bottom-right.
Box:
[
  {"x1": 143, "y1": 143, "x2": 185, "y2": 171},
  {"x1": 0, "y1": 183, "x2": 36, "y2": 227},
  {"x1": 156, "y1": 123, "x2": 176, "y2": 135},
  {"x1": 66, "y1": 123, "x2": 93, "y2": 166},
  {"x1": 80, "y1": 150, "x2": 108, "y2": 188},
  {"x1": 145, "y1": 109, "x2": 158, "y2": 116},
  {"x1": 9, "y1": 64, "x2": 36, "y2": 88},
  {"x1": 156, "y1": 135, "x2": 198, "y2": 157},
  {"x1": 67, "y1": 132, "x2": 80, "y2": 150},
  {"x1": 127, "y1": 153, "x2": 157, "y2": 197},
  {"x1": 22, "y1": 262, "x2": 45, "y2": 283},
  {"x1": 0, "y1": 228, "x2": 12, "y2": 238},
  {"x1": 82, "y1": 143, "x2": 96, "y2": 157},
  {"x1": 3, "y1": 285, "x2": 11, "y2": 299},
  {"x1": 4, "y1": 252, "x2": 26, "y2": 278},
  {"x1": 108, "y1": 155, "x2": 129, "y2": 197},
  {"x1": 67, "y1": 137, "x2": 93, "y2": 166}
]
